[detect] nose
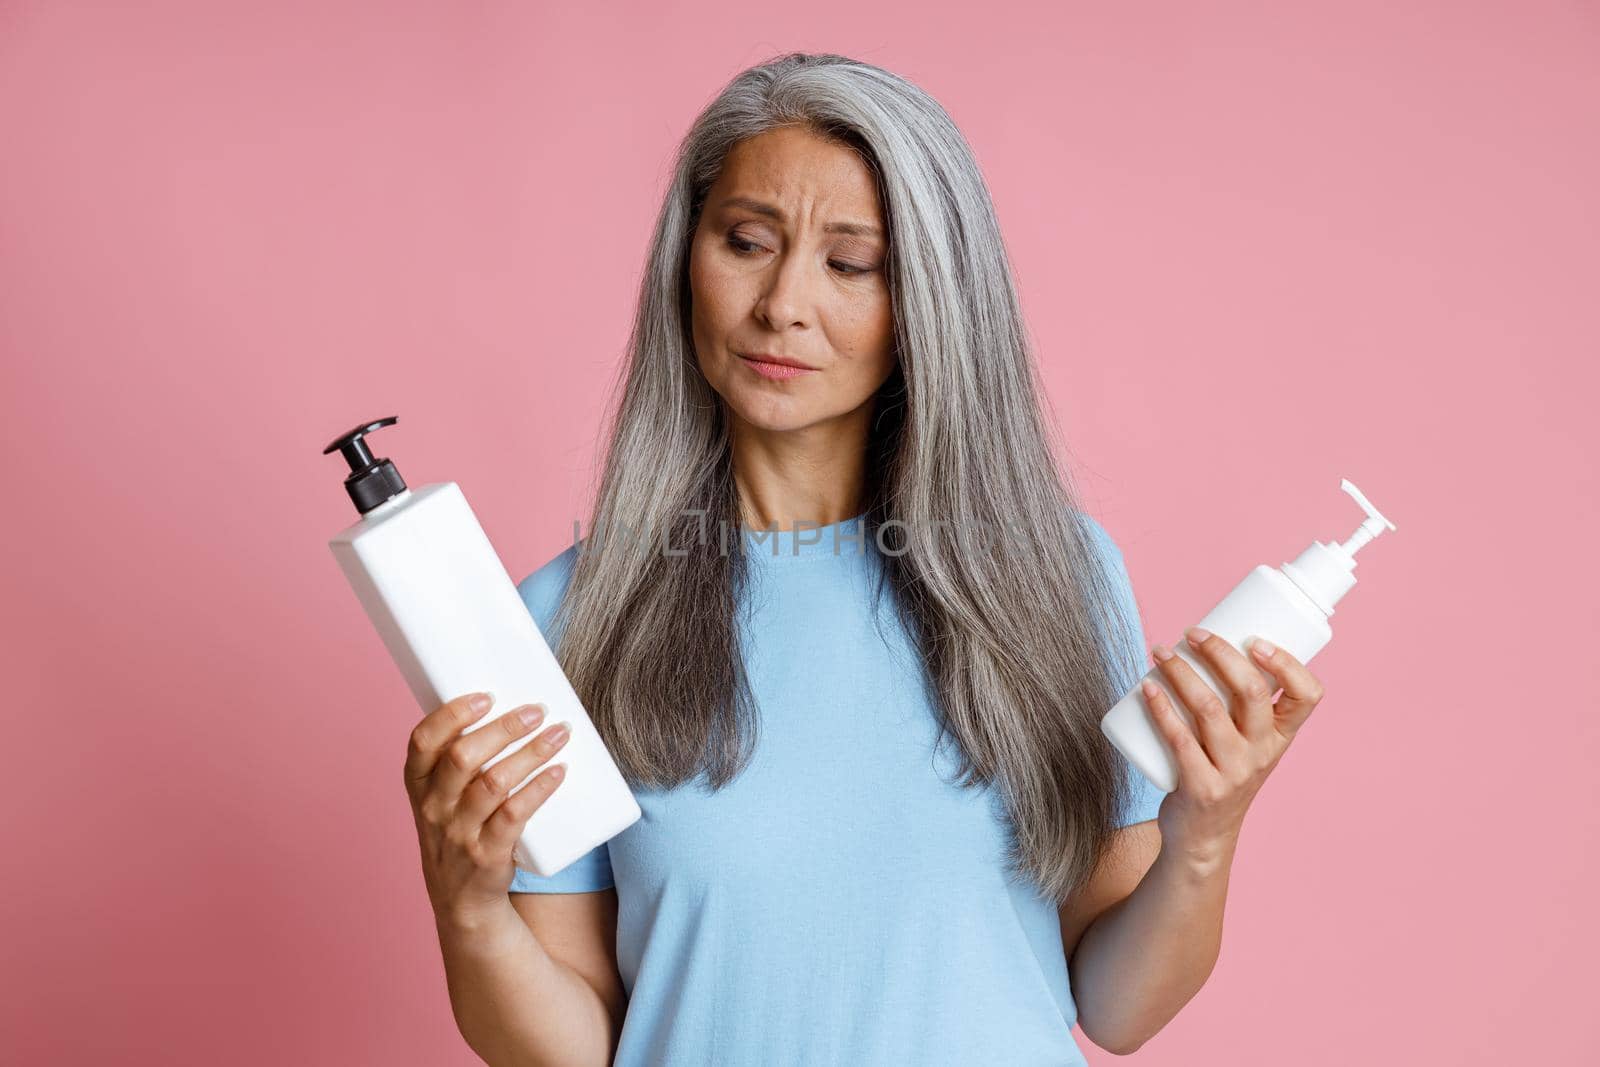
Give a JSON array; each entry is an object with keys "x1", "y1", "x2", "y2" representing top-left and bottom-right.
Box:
[{"x1": 753, "y1": 248, "x2": 815, "y2": 331}]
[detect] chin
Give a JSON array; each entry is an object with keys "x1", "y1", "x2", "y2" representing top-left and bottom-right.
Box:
[{"x1": 727, "y1": 395, "x2": 818, "y2": 434}]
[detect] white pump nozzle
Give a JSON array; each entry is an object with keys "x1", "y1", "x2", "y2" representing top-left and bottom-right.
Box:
[
  {"x1": 1280, "y1": 478, "x2": 1397, "y2": 617},
  {"x1": 1336, "y1": 478, "x2": 1398, "y2": 559}
]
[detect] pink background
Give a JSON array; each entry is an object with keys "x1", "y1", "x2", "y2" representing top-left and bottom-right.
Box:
[{"x1": 3, "y1": 2, "x2": 1595, "y2": 1063}]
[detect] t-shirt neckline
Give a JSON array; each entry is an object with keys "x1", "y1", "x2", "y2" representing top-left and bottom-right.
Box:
[{"x1": 741, "y1": 511, "x2": 872, "y2": 561}]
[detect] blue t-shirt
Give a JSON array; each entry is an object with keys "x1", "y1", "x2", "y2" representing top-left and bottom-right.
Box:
[{"x1": 509, "y1": 512, "x2": 1164, "y2": 1066}]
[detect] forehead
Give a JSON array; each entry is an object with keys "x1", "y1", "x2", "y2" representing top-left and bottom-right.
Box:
[{"x1": 713, "y1": 126, "x2": 883, "y2": 221}]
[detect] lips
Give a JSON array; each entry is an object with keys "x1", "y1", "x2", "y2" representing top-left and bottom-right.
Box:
[
  {"x1": 737, "y1": 352, "x2": 815, "y2": 370},
  {"x1": 737, "y1": 352, "x2": 817, "y2": 380}
]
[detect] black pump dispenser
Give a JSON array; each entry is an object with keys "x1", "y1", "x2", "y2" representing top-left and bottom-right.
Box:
[{"x1": 323, "y1": 416, "x2": 408, "y2": 515}]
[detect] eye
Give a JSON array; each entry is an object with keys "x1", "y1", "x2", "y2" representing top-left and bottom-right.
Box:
[{"x1": 727, "y1": 230, "x2": 876, "y2": 275}]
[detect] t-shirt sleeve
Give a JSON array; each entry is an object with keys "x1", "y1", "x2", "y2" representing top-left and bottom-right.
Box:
[
  {"x1": 1079, "y1": 513, "x2": 1167, "y2": 828},
  {"x1": 505, "y1": 541, "x2": 618, "y2": 894},
  {"x1": 509, "y1": 842, "x2": 616, "y2": 894},
  {"x1": 516, "y1": 542, "x2": 580, "y2": 649}
]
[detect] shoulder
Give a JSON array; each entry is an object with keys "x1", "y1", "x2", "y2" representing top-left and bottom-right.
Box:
[
  {"x1": 1071, "y1": 509, "x2": 1142, "y2": 635},
  {"x1": 516, "y1": 541, "x2": 581, "y2": 638},
  {"x1": 1072, "y1": 509, "x2": 1127, "y2": 569}
]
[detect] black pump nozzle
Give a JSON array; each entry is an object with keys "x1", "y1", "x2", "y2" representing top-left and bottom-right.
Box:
[{"x1": 323, "y1": 416, "x2": 408, "y2": 515}]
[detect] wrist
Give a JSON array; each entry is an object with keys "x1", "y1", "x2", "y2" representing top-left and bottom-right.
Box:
[
  {"x1": 1158, "y1": 829, "x2": 1240, "y2": 881},
  {"x1": 434, "y1": 896, "x2": 520, "y2": 940}
]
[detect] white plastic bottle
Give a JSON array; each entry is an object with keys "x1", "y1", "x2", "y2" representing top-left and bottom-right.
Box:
[
  {"x1": 323, "y1": 416, "x2": 641, "y2": 876},
  {"x1": 1101, "y1": 478, "x2": 1396, "y2": 793}
]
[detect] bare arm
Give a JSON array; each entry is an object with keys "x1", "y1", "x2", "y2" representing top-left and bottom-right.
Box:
[
  {"x1": 1063, "y1": 822, "x2": 1232, "y2": 1055},
  {"x1": 1065, "y1": 627, "x2": 1329, "y2": 1054},
  {"x1": 436, "y1": 891, "x2": 624, "y2": 1067},
  {"x1": 403, "y1": 692, "x2": 624, "y2": 1066}
]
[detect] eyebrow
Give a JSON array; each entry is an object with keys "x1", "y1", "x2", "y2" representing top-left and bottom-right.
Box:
[{"x1": 716, "y1": 195, "x2": 883, "y2": 238}]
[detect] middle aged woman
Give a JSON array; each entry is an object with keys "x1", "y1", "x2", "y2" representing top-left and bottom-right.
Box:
[{"x1": 404, "y1": 51, "x2": 1328, "y2": 1066}]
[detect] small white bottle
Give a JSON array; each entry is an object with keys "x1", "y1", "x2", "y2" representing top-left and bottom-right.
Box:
[
  {"x1": 1101, "y1": 478, "x2": 1397, "y2": 793},
  {"x1": 323, "y1": 416, "x2": 641, "y2": 876}
]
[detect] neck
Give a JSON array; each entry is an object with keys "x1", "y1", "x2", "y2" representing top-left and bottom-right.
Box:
[{"x1": 728, "y1": 404, "x2": 870, "y2": 531}]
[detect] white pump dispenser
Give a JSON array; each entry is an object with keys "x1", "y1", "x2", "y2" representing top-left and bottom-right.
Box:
[
  {"x1": 1101, "y1": 478, "x2": 1396, "y2": 793},
  {"x1": 322, "y1": 416, "x2": 641, "y2": 876}
]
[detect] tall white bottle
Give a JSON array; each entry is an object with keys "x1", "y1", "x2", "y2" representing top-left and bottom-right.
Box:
[
  {"x1": 323, "y1": 416, "x2": 641, "y2": 876},
  {"x1": 1101, "y1": 478, "x2": 1397, "y2": 793}
]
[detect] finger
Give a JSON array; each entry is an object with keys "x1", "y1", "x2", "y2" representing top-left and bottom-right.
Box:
[
  {"x1": 404, "y1": 692, "x2": 494, "y2": 795},
  {"x1": 1249, "y1": 639, "x2": 1325, "y2": 740},
  {"x1": 1140, "y1": 676, "x2": 1221, "y2": 792},
  {"x1": 479, "y1": 759, "x2": 571, "y2": 858},
  {"x1": 456, "y1": 716, "x2": 571, "y2": 832},
  {"x1": 427, "y1": 702, "x2": 548, "y2": 815},
  {"x1": 1184, "y1": 627, "x2": 1277, "y2": 741},
  {"x1": 1153, "y1": 644, "x2": 1247, "y2": 768}
]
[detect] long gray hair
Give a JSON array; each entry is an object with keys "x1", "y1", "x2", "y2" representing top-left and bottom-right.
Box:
[{"x1": 551, "y1": 52, "x2": 1146, "y2": 904}]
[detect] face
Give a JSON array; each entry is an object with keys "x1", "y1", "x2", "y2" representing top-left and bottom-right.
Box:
[{"x1": 688, "y1": 125, "x2": 896, "y2": 437}]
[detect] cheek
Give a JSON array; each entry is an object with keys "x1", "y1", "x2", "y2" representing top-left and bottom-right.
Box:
[
  {"x1": 834, "y1": 289, "x2": 896, "y2": 373},
  {"x1": 689, "y1": 240, "x2": 740, "y2": 342}
]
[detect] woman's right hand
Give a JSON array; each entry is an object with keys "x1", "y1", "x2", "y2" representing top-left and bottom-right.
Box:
[{"x1": 403, "y1": 692, "x2": 573, "y2": 925}]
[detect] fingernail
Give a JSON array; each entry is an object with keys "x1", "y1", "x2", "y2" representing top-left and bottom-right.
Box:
[
  {"x1": 546, "y1": 722, "x2": 570, "y2": 744},
  {"x1": 518, "y1": 704, "x2": 544, "y2": 726},
  {"x1": 470, "y1": 692, "x2": 494, "y2": 712},
  {"x1": 1151, "y1": 644, "x2": 1173, "y2": 662},
  {"x1": 1252, "y1": 638, "x2": 1276, "y2": 658},
  {"x1": 1185, "y1": 626, "x2": 1211, "y2": 646}
]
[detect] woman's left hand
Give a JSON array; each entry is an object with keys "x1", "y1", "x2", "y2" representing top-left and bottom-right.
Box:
[{"x1": 1140, "y1": 626, "x2": 1326, "y2": 864}]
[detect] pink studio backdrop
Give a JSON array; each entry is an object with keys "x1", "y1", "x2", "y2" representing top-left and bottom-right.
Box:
[{"x1": 3, "y1": 3, "x2": 1595, "y2": 1064}]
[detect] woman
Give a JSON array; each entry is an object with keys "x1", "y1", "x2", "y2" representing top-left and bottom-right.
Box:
[{"x1": 404, "y1": 52, "x2": 1326, "y2": 1065}]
